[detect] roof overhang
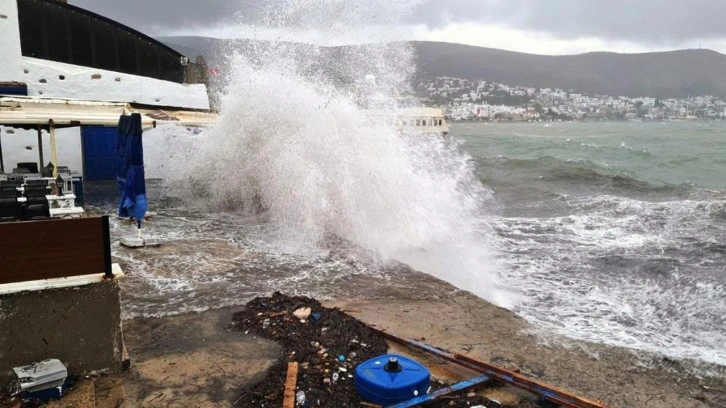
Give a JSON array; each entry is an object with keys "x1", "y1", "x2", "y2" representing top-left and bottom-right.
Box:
[{"x1": 0, "y1": 96, "x2": 217, "y2": 129}]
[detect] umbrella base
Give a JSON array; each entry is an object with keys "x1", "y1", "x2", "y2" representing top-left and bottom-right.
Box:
[
  {"x1": 120, "y1": 237, "x2": 161, "y2": 248},
  {"x1": 117, "y1": 211, "x2": 154, "y2": 221},
  {"x1": 143, "y1": 237, "x2": 161, "y2": 247}
]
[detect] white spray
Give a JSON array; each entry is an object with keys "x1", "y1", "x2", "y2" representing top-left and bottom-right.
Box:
[{"x1": 161, "y1": 0, "x2": 515, "y2": 307}]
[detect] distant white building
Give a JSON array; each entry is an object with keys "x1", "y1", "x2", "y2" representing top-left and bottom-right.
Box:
[{"x1": 639, "y1": 97, "x2": 656, "y2": 107}]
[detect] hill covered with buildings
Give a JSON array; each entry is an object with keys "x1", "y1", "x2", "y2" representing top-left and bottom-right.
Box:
[
  {"x1": 158, "y1": 37, "x2": 726, "y2": 120},
  {"x1": 413, "y1": 42, "x2": 726, "y2": 100},
  {"x1": 422, "y1": 76, "x2": 725, "y2": 121},
  {"x1": 160, "y1": 36, "x2": 726, "y2": 101}
]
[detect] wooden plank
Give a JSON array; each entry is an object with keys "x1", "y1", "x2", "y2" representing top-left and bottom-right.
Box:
[
  {"x1": 282, "y1": 362, "x2": 299, "y2": 408},
  {"x1": 0, "y1": 217, "x2": 107, "y2": 284},
  {"x1": 0, "y1": 264, "x2": 124, "y2": 295}
]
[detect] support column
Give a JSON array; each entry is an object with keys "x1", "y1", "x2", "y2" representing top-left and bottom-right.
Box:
[
  {"x1": 0, "y1": 127, "x2": 4, "y2": 173},
  {"x1": 37, "y1": 127, "x2": 44, "y2": 173},
  {"x1": 49, "y1": 120, "x2": 59, "y2": 178}
]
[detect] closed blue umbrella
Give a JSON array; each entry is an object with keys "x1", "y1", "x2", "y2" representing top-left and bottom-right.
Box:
[{"x1": 116, "y1": 113, "x2": 147, "y2": 229}]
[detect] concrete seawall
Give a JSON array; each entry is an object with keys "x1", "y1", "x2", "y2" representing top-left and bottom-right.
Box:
[{"x1": 0, "y1": 279, "x2": 124, "y2": 386}]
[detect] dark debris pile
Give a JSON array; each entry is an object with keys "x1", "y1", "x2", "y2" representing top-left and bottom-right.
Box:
[
  {"x1": 231, "y1": 293, "x2": 541, "y2": 408},
  {"x1": 231, "y1": 292, "x2": 388, "y2": 407}
]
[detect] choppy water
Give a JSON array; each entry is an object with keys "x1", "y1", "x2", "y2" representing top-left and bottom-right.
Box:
[
  {"x1": 455, "y1": 121, "x2": 726, "y2": 366},
  {"x1": 100, "y1": 121, "x2": 726, "y2": 369}
]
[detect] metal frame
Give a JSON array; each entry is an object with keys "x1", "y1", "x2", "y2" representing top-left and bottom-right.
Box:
[
  {"x1": 370, "y1": 327, "x2": 609, "y2": 408},
  {"x1": 385, "y1": 376, "x2": 490, "y2": 408}
]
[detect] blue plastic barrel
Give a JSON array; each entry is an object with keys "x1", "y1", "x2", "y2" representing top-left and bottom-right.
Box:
[{"x1": 355, "y1": 354, "x2": 430, "y2": 405}]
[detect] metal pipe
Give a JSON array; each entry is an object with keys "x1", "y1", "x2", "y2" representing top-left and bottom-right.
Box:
[
  {"x1": 0, "y1": 127, "x2": 4, "y2": 173},
  {"x1": 385, "y1": 376, "x2": 490, "y2": 408},
  {"x1": 370, "y1": 328, "x2": 609, "y2": 408}
]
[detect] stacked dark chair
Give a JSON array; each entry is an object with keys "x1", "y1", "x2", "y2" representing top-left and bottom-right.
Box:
[
  {"x1": 16, "y1": 162, "x2": 39, "y2": 173},
  {"x1": 0, "y1": 177, "x2": 58, "y2": 221},
  {"x1": 0, "y1": 184, "x2": 23, "y2": 222},
  {"x1": 0, "y1": 179, "x2": 22, "y2": 188},
  {"x1": 25, "y1": 179, "x2": 50, "y2": 187},
  {"x1": 0, "y1": 185, "x2": 21, "y2": 197},
  {"x1": 0, "y1": 197, "x2": 21, "y2": 222},
  {"x1": 22, "y1": 183, "x2": 51, "y2": 220}
]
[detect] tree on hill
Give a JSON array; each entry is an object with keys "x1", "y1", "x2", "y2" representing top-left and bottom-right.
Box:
[{"x1": 534, "y1": 103, "x2": 545, "y2": 115}]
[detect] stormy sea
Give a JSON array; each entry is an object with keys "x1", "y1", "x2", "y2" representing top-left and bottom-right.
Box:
[
  {"x1": 457, "y1": 121, "x2": 726, "y2": 367},
  {"x1": 85, "y1": 0, "x2": 725, "y2": 374},
  {"x1": 93, "y1": 120, "x2": 726, "y2": 373}
]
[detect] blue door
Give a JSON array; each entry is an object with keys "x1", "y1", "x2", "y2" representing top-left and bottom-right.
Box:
[{"x1": 82, "y1": 126, "x2": 118, "y2": 180}]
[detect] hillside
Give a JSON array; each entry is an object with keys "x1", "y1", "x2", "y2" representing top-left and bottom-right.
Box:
[
  {"x1": 413, "y1": 42, "x2": 726, "y2": 99},
  {"x1": 158, "y1": 36, "x2": 726, "y2": 99}
]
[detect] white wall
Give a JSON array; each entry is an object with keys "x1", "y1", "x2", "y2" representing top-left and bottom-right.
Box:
[
  {"x1": 0, "y1": 0, "x2": 210, "y2": 110},
  {"x1": 1, "y1": 124, "x2": 193, "y2": 178},
  {"x1": 0, "y1": 0, "x2": 23, "y2": 78},
  {"x1": 0, "y1": 126, "x2": 82, "y2": 173},
  {"x1": 17, "y1": 58, "x2": 210, "y2": 110}
]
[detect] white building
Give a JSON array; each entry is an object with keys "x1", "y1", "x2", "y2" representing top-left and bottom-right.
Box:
[
  {"x1": 0, "y1": 0, "x2": 212, "y2": 179},
  {"x1": 0, "y1": 0, "x2": 209, "y2": 109}
]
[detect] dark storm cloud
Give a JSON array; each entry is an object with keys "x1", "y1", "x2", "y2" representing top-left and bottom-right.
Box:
[
  {"x1": 70, "y1": 0, "x2": 262, "y2": 33},
  {"x1": 71, "y1": 0, "x2": 413, "y2": 33},
  {"x1": 412, "y1": 0, "x2": 726, "y2": 44},
  {"x1": 71, "y1": 0, "x2": 726, "y2": 45}
]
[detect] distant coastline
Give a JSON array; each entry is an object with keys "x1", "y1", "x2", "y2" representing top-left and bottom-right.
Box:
[
  {"x1": 423, "y1": 77, "x2": 725, "y2": 122},
  {"x1": 447, "y1": 117, "x2": 715, "y2": 124},
  {"x1": 156, "y1": 37, "x2": 726, "y2": 122}
]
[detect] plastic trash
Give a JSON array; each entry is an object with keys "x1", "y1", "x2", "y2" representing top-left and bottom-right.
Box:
[
  {"x1": 296, "y1": 391, "x2": 306, "y2": 405},
  {"x1": 293, "y1": 307, "x2": 312, "y2": 320},
  {"x1": 13, "y1": 359, "x2": 67, "y2": 393},
  {"x1": 338, "y1": 355, "x2": 346, "y2": 362}
]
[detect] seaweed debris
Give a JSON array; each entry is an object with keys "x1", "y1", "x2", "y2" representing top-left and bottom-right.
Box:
[
  {"x1": 231, "y1": 292, "x2": 387, "y2": 407},
  {"x1": 230, "y1": 293, "x2": 539, "y2": 408}
]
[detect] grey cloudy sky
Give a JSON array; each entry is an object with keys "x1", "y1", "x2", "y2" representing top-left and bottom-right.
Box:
[{"x1": 71, "y1": 0, "x2": 726, "y2": 54}]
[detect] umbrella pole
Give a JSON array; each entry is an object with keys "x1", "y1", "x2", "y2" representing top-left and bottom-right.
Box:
[{"x1": 49, "y1": 120, "x2": 59, "y2": 178}]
